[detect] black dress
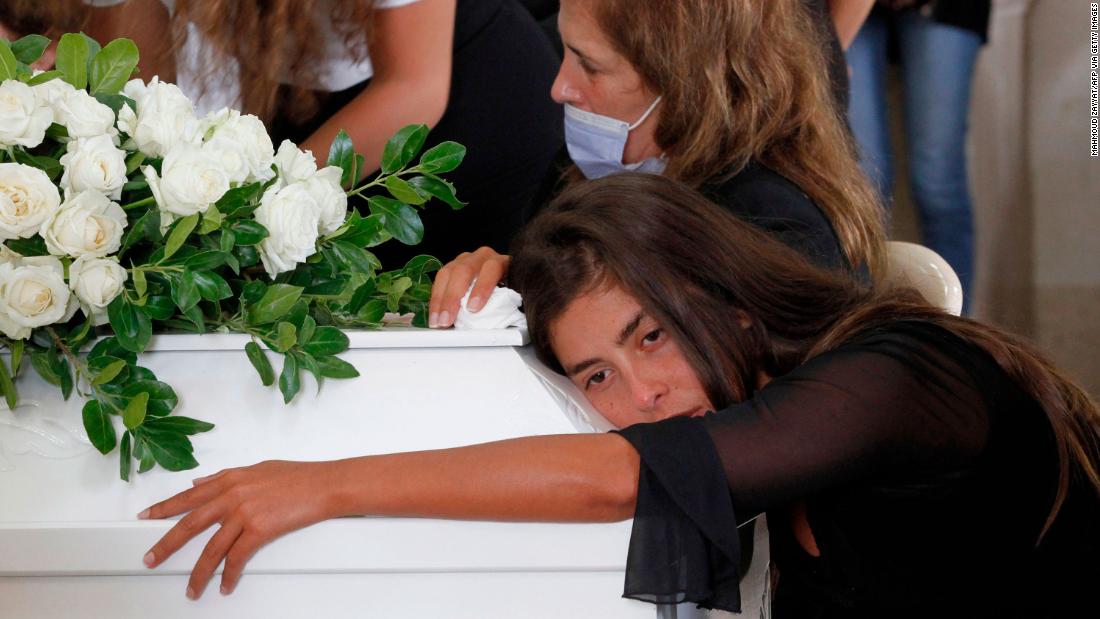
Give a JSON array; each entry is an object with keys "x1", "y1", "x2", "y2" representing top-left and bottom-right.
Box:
[
  {"x1": 615, "y1": 320, "x2": 1099, "y2": 617},
  {"x1": 272, "y1": 0, "x2": 564, "y2": 268}
]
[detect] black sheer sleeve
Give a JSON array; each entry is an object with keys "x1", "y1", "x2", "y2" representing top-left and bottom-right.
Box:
[{"x1": 615, "y1": 322, "x2": 994, "y2": 611}]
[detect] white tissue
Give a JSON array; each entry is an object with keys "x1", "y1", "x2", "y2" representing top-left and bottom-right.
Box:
[{"x1": 454, "y1": 284, "x2": 527, "y2": 330}]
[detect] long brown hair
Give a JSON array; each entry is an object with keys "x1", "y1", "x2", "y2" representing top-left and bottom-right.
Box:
[
  {"x1": 0, "y1": 1, "x2": 89, "y2": 39},
  {"x1": 510, "y1": 173, "x2": 1100, "y2": 540},
  {"x1": 171, "y1": 0, "x2": 377, "y2": 124},
  {"x1": 580, "y1": 0, "x2": 885, "y2": 276}
]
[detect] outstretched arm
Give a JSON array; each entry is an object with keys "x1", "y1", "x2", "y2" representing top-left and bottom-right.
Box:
[
  {"x1": 299, "y1": 0, "x2": 455, "y2": 176},
  {"x1": 141, "y1": 433, "x2": 640, "y2": 599}
]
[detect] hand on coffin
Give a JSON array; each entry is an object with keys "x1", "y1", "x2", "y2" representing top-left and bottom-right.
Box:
[
  {"x1": 139, "y1": 460, "x2": 340, "y2": 600},
  {"x1": 428, "y1": 246, "x2": 510, "y2": 328}
]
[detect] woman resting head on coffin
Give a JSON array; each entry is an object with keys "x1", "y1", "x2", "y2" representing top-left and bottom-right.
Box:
[
  {"x1": 141, "y1": 174, "x2": 1099, "y2": 616},
  {"x1": 428, "y1": 0, "x2": 886, "y2": 327}
]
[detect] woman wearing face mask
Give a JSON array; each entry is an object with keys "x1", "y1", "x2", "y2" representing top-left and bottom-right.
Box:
[
  {"x1": 428, "y1": 0, "x2": 886, "y2": 328},
  {"x1": 141, "y1": 174, "x2": 1098, "y2": 616}
]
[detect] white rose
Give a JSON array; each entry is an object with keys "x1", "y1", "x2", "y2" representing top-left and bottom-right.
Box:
[
  {"x1": 68, "y1": 255, "x2": 128, "y2": 325},
  {"x1": 0, "y1": 80, "x2": 54, "y2": 148},
  {"x1": 53, "y1": 89, "x2": 117, "y2": 140},
  {"x1": 255, "y1": 182, "x2": 321, "y2": 277},
  {"x1": 32, "y1": 73, "x2": 77, "y2": 107},
  {"x1": 306, "y1": 166, "x2": 348, "y2": 235},
  {"x1": 0, "y1": 258, "x2": 74, "y2": 340},
  {"x1": 200, "y1": 108, "x2": 275, "y2": 185},
  {"x1": 60, "y1": 135, "x2": 128, "y2": 200},
  {"x1": 143, "y1": 143, "x2": 230, "y2": 217},
  {"x1": 273, "y1": 140, "x2": 317, "y2": 187},
  {"x1": 0, "y1": 163, "x2": 62, "y2": 240},
  {"x1": 41, "y1": 191, "x2": 127, "y2": 258},
  {"x1": 117, "y1": 77, "x2": 198, "y2": 157}
]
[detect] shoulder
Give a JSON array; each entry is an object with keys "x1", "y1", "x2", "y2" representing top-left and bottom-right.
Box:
[{"x1": 701, "y1": 162, "x2": 847, "y2": 271}]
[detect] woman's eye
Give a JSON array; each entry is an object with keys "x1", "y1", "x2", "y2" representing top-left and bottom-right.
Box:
[
  {"x1": 579, "y1": 59, "x2": 598, "y2": 75},
  {"x1": 586, "y1": 370, "x2": 608, "y2": 388},
  {"x1": 642, "y1": 329, "x2": 663, "y2": 345}
]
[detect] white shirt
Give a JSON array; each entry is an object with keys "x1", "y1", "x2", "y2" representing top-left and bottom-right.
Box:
[{"x1": 85, "y1": 0, "x2": 420, "y2": 113}]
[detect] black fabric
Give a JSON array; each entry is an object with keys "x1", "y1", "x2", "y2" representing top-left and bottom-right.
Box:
[
  {"x1": 873, "y1": 1, "x2": 992, "y2": 43},
  {"x1": 271, "y1": 0, "x2": 564, "y2": 267},
  {"x1": 616, "y1": 321, "x2": 1099, "y2": 617}
]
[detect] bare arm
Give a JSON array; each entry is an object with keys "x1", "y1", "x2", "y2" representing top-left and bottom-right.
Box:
[
  {"x1": 299, "y1": 0, "x2": 455, "y2": 175},
  {"x1": 828, "y1": 0, "x2": 875, "y2": 50},
  {"x1": 141, "y1": 433, "x2": 640, "y2": 599},
  {"x1": 84, "y1": 0, "x2": 176, "y2": 83}
]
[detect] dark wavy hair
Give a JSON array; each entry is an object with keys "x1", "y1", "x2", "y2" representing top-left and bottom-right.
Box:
[{"x1": 509, "y1": 172, "x2": 1100, "y2": 540}]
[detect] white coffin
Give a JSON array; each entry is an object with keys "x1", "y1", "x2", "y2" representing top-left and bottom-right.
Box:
[{"x1": 0, "y1": 329, "x2": 672, "y2": 618}]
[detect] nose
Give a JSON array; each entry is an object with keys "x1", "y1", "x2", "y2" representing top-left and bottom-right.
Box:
[
  {"x1": 550, "y1": 62, "x2": 581, "y2": 105},
  {"x1": 625, "y1": 370, "x2": 667, "y2": 413}
]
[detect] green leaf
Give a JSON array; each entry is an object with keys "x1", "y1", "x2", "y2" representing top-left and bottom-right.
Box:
[
  {"x1": 317, "y1": 355, "x2": 360, "y2": 379},
  {"x1": 119, "y1": 208, "x2": 160, "y2": 255},
  {"x1": 326, "y1": 129, "x2": 357, "y2": 188},
  {"x1": 230, "y1": 220, "x2": 269, "y2": 245},
  {"x1": 380, "y1": 124, "x2": 429, "y2": 174},
  {"x1": 119, "y1": 431, "x2": 132, "y2": 481},
  {"x1": 219, "y1": 229, "x2": 236, "y2": 254},
  {"x1": 386, "y1": 276, "x2": 413, "y2": 312},
  {"x1": 0, "y1": 357, "x2": 17, "y2": 410},
  {"x1": 384, "y1": 176, "x2": 426, "y2": 205},
  {"x1": 107, "y1": 296, "x2": 153, "y2": 353},
  {"x1": 0, "y1": 42, "x2": 17, "y2": 82},
  {"x1": 273, "y1": 321, "x2": 297, "y2": 353},
  {"x1": 278, "y1": 353, "x2": 300, "y2": 404},
  {"x1": 417, "y1": 141, "x2": 466, "y2": 174},
  {"x1": 136, "y1": 437, "x2": 155, "y2": 473},
  {"x1": 408, "y1": 175, "x2": 466, "y2": 210},
  {"x1": 87, "y1": 337, "x2": 137, "y2": 364},
  {"x1": 302, "y1": 326, "x2": 349, "y2": 356},
  {"x1": 140, "y1": 430, "x2": 198, "y2": 471},
  {"x1": 56, "y1": 33, "x2": 90, "y2": 89},
  {"x1": 192, "y1": 271, "x2": 232, "y2": 301},
  {"x1": 11, "y1": 34, "x2": 49, "y2": 65},
  {"x1": 82, "y1": 400, "x2": 117, "y2": 454},
  {"x1": 56, "y1": 356, "x2": 74, "y2": 400},
  {"x1": 26, "y1": 69, "x2": 63, "y2": 86},
  {"x1": 11, "y1": 148, "x2": 62, "y2": 181},
  {"x1": 170, "y1": 269, "x2": 200, "y2": 312},
  {"x1": 132, "y1": 267, "x2": 147, "y2": 299},
  {"x1": 245, "y1": 341, "x2": 275, "y2": 386},
  {"x1": 10, "y1": 339, "x2": 24, "y2": 375},
  {"x1": 164, "y1": 213, "x2": 200, "y2": 260},
  {"x1": 341, "y1": 213, "x2": 387, "y2": 247},
  {"x1": 124, "y1": 151, "x2": 146, "y2": 175},
  {"x1": 30, "y1": 352, "x2": 62, "y2": 387},
  {"x1": 330, "y1": 241, "x2": 378, "y2": 274},
  {"x1": 181, "y1": 250, "x2": 226, "y2": 271},
  {"x1": 122, "y1": 380, "x2": 177, "y2": 417},
  {"x1": 296, "y1": 351, "x2": 323, "y2": 389},
  {"x1": 198, "y1": 204, "x2": 224, "y2": 235},
  {"x1": 89, "y1": 38, "x2": 139, "y2": 95},
  {"x1": 299, "y1": 315, "x2": 316, "y2": 345},
  {"x1": 122, "y1": 392, "x2": 148, "y2": 430},
  {"x1": 93, "y1": 92, "x2": 135, "y2": 115},
  {"x1": 143, "y1": 416, "x2": 214, "y2": 435},
  {"x1": 401, "y1": 255, "x2": 443, "y2": 284},
  {"x1": 92, "y1": 359, "x2": 128, "y2": 386},
  {"x1": 357, "y1": 298, "x2": 387, "y2": 324},
  {"x1": 239, "y1": 280, "x2": 267, "y2": 305},
  {"x1": 347, "y1": 280, "x2": 377, "y2": 314},
  {"x1": 246, "y1": 284, "x2": 303, "y2": 325},
  {"x1": 368, "y1": 197, "x2": 423, "y2": 245},
  {"x1": 142, "y1": 295, "x2": 175, "y2": 321}
]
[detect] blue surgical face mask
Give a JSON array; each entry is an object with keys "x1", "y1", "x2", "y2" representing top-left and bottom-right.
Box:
[{"x1": 564, "y1": 96, "x2": 666, "y2": 179}]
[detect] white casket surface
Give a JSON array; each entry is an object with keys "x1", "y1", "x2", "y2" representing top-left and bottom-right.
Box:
[{"x1": 0, "y1": 328, "x2": 669, "y2": 618}]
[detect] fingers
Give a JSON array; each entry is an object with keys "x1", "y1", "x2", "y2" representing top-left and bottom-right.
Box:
[
  {"x1": 470, "y1": 254, "x2": 512, "y2": 311},
  {"x1": 187, "y1": 519, "x2": 243, "y2": 599},
  {"x1": 144, "y1": 498, "x2": 226, "y2": 569},
  {"x1": 428, "y1": 247, "x2": 510, "y2": 328},
  {"x1": 219, "y1": 530, "x2": 267, "y2": 596},
  {"x1": 140, "y1": 477, "x2": 225, "y2": 520}
]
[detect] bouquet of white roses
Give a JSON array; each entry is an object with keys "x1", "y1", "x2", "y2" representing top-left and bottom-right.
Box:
[{"x1": 0, "y1": 33, "x2": 466, "y2": 480}]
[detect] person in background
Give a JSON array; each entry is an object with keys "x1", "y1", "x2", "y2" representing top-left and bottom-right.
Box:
[
  {"x1": 429, "y1": 0, "x2": 887, "y2": 329},
  {"x1": 846, "y1": 0, "x2": 991, "y2": 312},
  {"x1": 139, "y1": 174, "x2": 1100, "y2": 616},
  {"x1": 8, "y1": 0, "x2": 564, "y2": 266}
]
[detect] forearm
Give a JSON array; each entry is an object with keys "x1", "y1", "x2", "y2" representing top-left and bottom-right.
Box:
[
  {"x1": 325, "y1": 433, "x2": 641, "y2": 523},
  {"x1": 299, "y1": 76, "x2": 449, "y2": 176},
  {"x1": 828, "y1": 0, "x2": 876, "y2": 49},
  {"x1": 84, "y1": 0, "x2": 176, "y2": 83}
]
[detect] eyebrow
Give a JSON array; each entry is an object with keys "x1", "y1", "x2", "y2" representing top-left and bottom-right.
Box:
[
  {"x1": 566, "y1": 44, "x2": 598, "y2": 67},
  {"x1": 564, "y1": 310, "x2": 646, "y2": 377}
]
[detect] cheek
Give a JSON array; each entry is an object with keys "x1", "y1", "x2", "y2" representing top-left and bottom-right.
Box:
[{"x1": 588, "y1": 389, "x2": 636, "y2": 429}]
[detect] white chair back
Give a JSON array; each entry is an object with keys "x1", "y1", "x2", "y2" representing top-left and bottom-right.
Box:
[{"x1": 884, "y1": 241, "x2": 964, "y2": 316}]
